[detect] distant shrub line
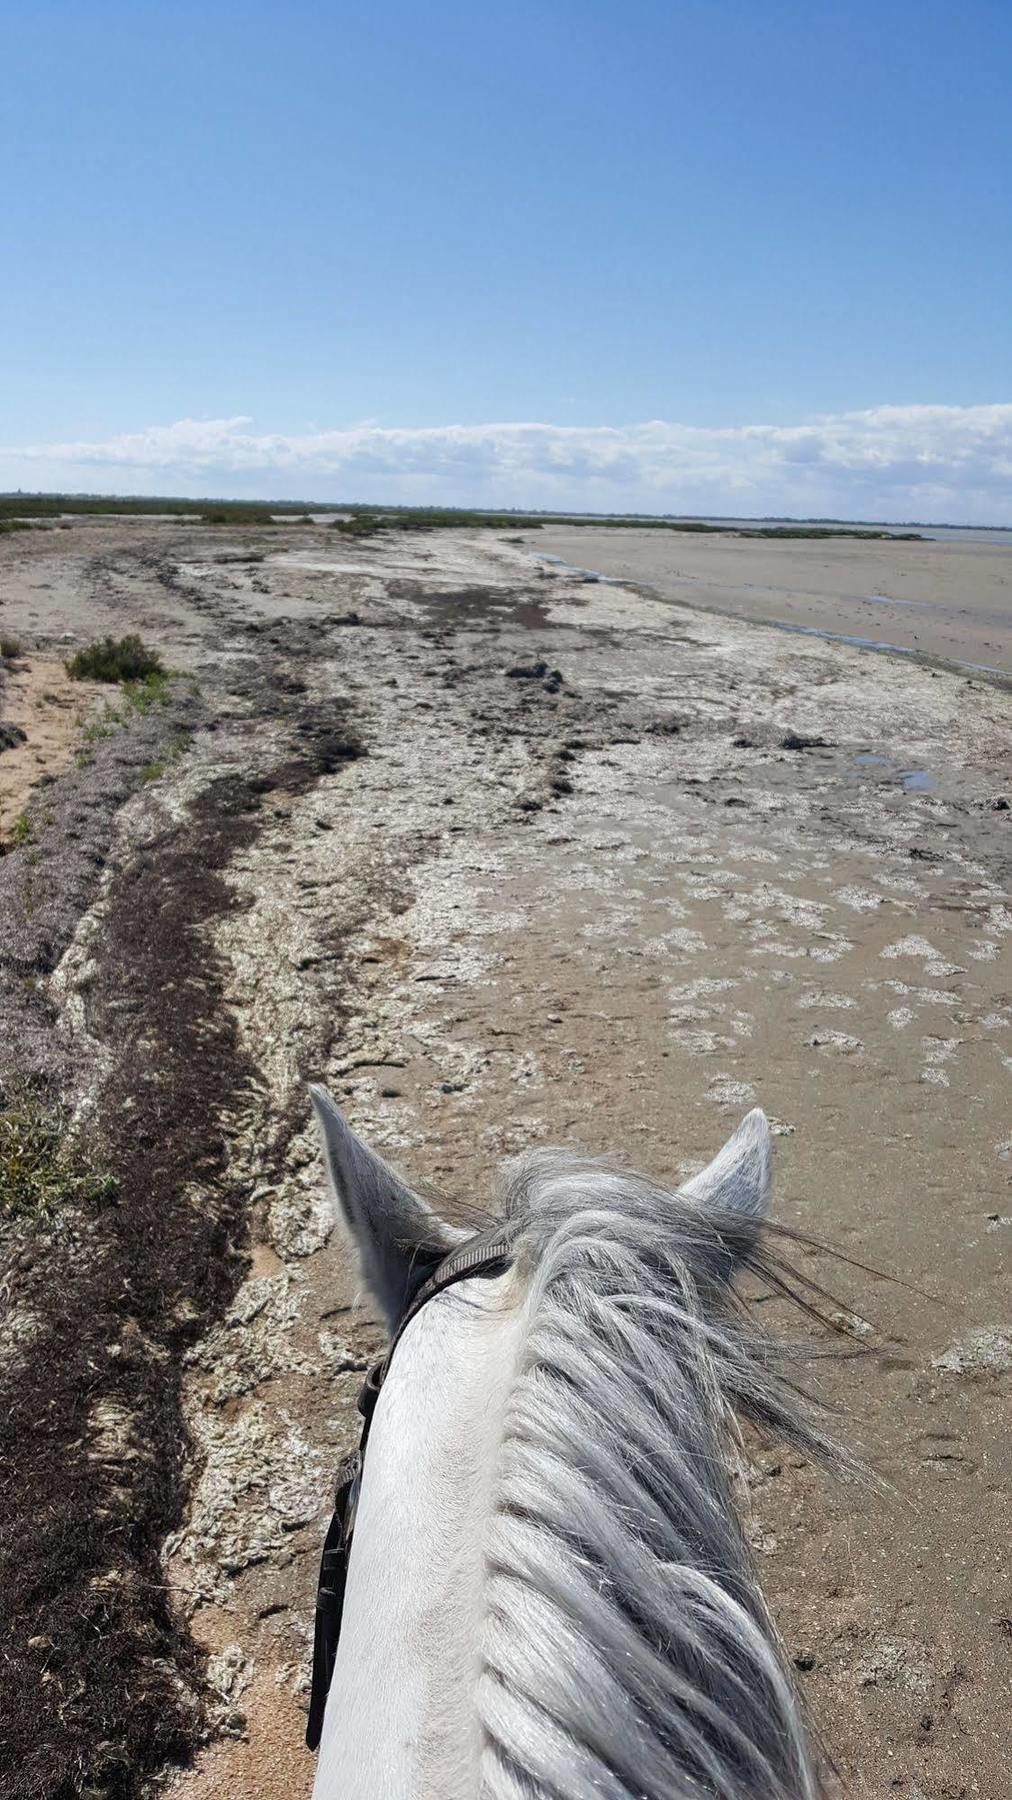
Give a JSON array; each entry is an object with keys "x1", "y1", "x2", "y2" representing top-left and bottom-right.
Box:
[{"x1": 0, "y1": 493, "x2": 939, "y2": 539}]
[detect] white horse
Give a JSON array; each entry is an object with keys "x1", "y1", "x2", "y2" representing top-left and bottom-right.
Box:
[{"x1": 309, "y1": 1087, "x2": 838, "y2": 1800}]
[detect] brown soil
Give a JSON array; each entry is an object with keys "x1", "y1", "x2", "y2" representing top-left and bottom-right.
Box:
[
  {"x1": 0, "y1": 655, "x2": 106, "y2": 837},
  {"x1": 0, "y1": 517, "x2": 1009, "y2": 1800}
]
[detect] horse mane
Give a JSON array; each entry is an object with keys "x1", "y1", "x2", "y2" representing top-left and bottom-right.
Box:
[{"x1": 471, "y1": 1149, "x2": 844, "y2": 1800}]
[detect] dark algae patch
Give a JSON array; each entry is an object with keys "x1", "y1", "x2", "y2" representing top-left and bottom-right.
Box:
[
  {"x1": 0, "y1": 707, "x2": 365, "y2": 1799},
  {"x1": 0, "y1": 775, "x2": 264, "y2": 1800}
]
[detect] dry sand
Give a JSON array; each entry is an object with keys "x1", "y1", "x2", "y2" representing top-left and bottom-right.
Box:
[
  {"x1": 1, "y1": 517, "x2": 1010, "y2": 1800},
  {"x1": 0, "y1": 653, "x2": 105, "y2": 834}
]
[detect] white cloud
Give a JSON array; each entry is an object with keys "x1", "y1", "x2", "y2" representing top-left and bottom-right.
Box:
[{"x1": 3, "y1": 403, "x2": 1011, "y2": 523}]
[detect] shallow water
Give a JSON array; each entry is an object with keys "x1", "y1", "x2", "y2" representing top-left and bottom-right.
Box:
[
  {"x1": 536, "y1": 551, "x2": 623, "y2": 584},
  {"x1": 691, "y1": 516, "x2": 1012, "y2": 545},
  {"x1": 524, "y1": 523, "x2": 1012, "y2": 677},
  {"x1": 530, "y1": 548, "x2": 1007, "y2": 678},
  {"x1": 853, "y1": 754, "x2": 939, "y2": 793}
]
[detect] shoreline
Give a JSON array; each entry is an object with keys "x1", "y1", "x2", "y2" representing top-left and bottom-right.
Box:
[
  {"x1": 531, "y1": 546, "x2": 1010, "y2": 686},
  {"x1": 516, "y1": 524, "x2": 1012, "y2": 679}
]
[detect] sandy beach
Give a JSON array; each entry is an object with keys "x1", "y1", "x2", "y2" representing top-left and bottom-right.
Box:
[
  {"x1": 516, "y1": 524, "x2": 1012, "y2": 676},
  {"x1": 1, "y1": 515, "x2": 1010, "y2": 1800}
]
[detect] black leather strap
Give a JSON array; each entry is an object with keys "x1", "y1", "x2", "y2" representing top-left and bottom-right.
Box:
[
  {"x1": 380, "y1": 1236, "x2": 513, "y2": 1377},
  {"x1": 306, "y1": 1452, "x2": 359, "y2": 1752}
]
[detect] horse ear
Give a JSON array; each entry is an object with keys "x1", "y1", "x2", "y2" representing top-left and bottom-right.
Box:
[
  {"x1": 309, "y1": 1085, "x2": 464, "y2": 1331},
  {"x1": 681, "y1": 1108, "x2": 772, "y2": 1221}
]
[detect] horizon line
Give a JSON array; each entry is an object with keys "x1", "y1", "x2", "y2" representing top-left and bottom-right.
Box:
[{"x1": 4, "y1": 489, "x2": 1012, "y2": 533}]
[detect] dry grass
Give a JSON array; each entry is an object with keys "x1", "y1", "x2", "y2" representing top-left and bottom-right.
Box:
[{"x1": 0, "y1": 1089, "x2": 116, "y2": 1223}]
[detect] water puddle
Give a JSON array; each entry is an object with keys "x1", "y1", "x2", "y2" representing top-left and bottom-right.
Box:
[
  {"x1": 535, "y1": 552, "x2": 625, "y2": 585},
  {"x1": 774, "y1": 620, "x2": 917, "y2": 656},
  {"x1": 772, "y1": 620, "x2": 1003, "y2": 677},
  {"x1": 853, "y1": 754, "x2": 938, "y2": 793}
]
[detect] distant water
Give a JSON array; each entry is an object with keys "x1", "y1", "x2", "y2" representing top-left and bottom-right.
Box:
[{"x1": 688, "y1": 517, "x2": 1012, "y2": 545}]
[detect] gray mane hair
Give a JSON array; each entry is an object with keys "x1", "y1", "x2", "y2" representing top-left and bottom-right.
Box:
[{"x1": 472, "y1": 1149, "x2": 842, "y2": 1800}]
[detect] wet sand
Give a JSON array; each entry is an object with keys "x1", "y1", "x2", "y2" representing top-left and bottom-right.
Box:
[
  {"x1": 1, "y1": 517, "x2": 1010, "y2": 1800},
  {"x1": 516, "y1": 525, "x2": 1012, "y2": 676}
]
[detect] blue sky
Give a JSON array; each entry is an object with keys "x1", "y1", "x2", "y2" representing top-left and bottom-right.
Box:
[{"x1": 3, "y1": 0, "x2": 1011, "y2": 518}]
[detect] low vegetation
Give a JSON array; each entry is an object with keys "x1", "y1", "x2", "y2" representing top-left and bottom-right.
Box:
[
  {"x1": 332, "y1": 507, "x2": 547, "y2": 536},
  {"x1": 737, "y1": 524, "x2": 922, "y2": 541},
  {"x1": 0, "y1": 1090, "x2": 116, "y2": 1223},
  {"x1": 201, "y1": 505, "x2": 276, "y2": 526},
  {"x1": 0, "y1": 494, "x2": 304, "y2": 523},
  {"x1": 330, "y1": 505, "x2": 922, "y2": 541},
  {"x1": 1, "y1": 634, "x2": 22, "y2": 658},
  {"x1": 123, "y1": 668, "x2": 172, "y2": 710},
  {"x1": 73, "y1": 667, "x2": 176, "y2": 772},
  {"x1": 66, "y1": 633, "x2": 164, "y2": 683},
  {"x1": 0, "y1": 491, "x2": 936, "y2": 540}
]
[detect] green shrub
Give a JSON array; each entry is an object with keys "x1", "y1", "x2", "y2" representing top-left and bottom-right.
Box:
[
  {"x1": 0, "y1": 635, "x2": 22, "y2": 658},
  {"x1": 66, "y1": 635, "x2": 163, "y2": 683}
]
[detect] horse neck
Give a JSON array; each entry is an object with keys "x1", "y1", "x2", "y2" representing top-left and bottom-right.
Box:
[
  {"x1": 314, "y1": 1205, "x2": 819, "y2": 1800},
  {"x1": 312, "y1": 1271, "x2": 527, "y2": 1800}
]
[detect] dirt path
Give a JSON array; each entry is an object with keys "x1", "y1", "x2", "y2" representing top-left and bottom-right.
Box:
[{"x1": 1, "y1": 518, "x2": 1009, "y2": 1799}]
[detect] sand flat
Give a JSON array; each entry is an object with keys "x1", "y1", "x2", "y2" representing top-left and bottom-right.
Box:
[
  {"x1": 517, "y1": 524, "x2": 1012, "y2": 674},
  {"x1": 1, "y1": 516, "x2": 1010, "y2": 1800}
]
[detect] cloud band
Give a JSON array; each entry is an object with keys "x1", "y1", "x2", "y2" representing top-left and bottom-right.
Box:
[{"x1": 4, "y1": 403, "x2": 1011, "y2": 523}]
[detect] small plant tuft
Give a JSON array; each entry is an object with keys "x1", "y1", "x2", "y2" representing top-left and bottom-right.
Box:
[
  {"x1": 122, "y1": 669, "x2": 171, "y2": 712},
  {"x1": 1, "y1": 634, "x2": 22, "y2": 658},
  {"x1": 66, "y1": 634, "x2": 164, "y2": 684},
  {"x1": 82, "y1": 715, "x2": 115, "y2": 742},
  {"x1": 11, "y1": 812, "x2": 32, "y2": 846},
  {"x1": 0, "y1": 1090, "x2": 117, "y2": 1222}
]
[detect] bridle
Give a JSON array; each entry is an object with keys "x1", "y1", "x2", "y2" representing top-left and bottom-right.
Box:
[{"x1": 306, "y1": 1234, "x2": 513, "y2": 1751}]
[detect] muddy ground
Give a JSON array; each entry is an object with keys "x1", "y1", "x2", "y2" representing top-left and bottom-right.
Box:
[
  {"x1": 0, "y1": 517, "x2": 1009, "y2": 1800},
  {"x1": 520, "y1": 524, "x2": 1012, "y2": 676}
]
